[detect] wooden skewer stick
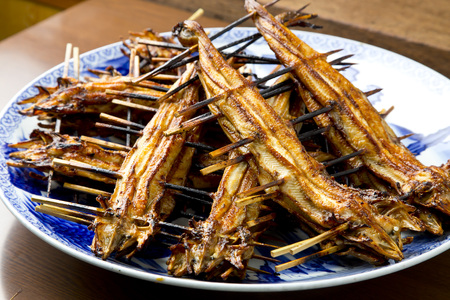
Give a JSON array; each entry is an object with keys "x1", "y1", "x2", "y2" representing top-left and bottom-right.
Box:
[
  {"x1": 275, "y1": 244, "x2": 345, "y2": 272},
  {"x1": 290, "y1": 103, "x2": 336, "y2": 126},
  {"x1": 95, "y1": 122, "x2": 143, "y2": 136},
  {"x1": 364, "y1": 88, "x2": 382, "y2": 97},
  {"x1": 187, "y1": 8, "x2": 204, "y2": 21},
  {"x1": 105, "y1": 89, "x2": 159, "y2": 101},
  {"x1": 184, "y1": 141, "x2": 216, "y2": 152},
  {"x1": 112, "y1": 99, "x2": 158, "y2": 113},
  {"x1": 236, "y1": 191, "x2": 279, "y2": 207},
  {"x1": 250, "y1": 241, "x2": 280, "y2": 249},
  {"x1": 398, "y1": 133, "x2": 415, "y2": 141},
  {"x1": 322, "y1": 149, "x2": 365, "y2": 167},
  {"x1": 163, "y1": 182, "x2": 213, "y2": 198},
  {"x1": 150, "y1": 57, "x2": 171, "y2": 62},
  {"x1": 52, "y1": 158, "x2": 122, "y2": 179},
  {"x1": 246, "y1": 212, "x2": 276, "y2": 228},
  {"x1": 35, "y1": 204, "x2": 94, "y2": 226},
  {"x1": 164, "y1": 112, "x2": 223, "y2": 136},
  {"x1": 151, "y1": 74, "x2": 181, "y2": 81},
  {"x1": 129, "y1": 49, "x2": 136, "y2": 76},
  {"x1": 63, "y1": 43, "x2": 73, "y2": 77},
  {"x1": 200, "y1": 153, "x2": 252, "y2": 175},
  {"x1": 330, "y1": 166, "x2": 362, "y2": 178},
  {"x1": 63, "y1": 182, "x2": 112, "y2": 197},
  {"x1": 80, "y1": 135, "x2": 132, "y2": 151},
  {"x1": 99, "y1": 113, "x2": 146, "y2": 129},
  {"x1": 133, "y1": 0, "x2": 279, "y2": 83},
  {"x1": 271, "y1": 222, "x2": 349, "y2": 258},
  {"x1": 380, "y1": 105, "x2": 394, "y2": 119},
  {"x1": 32, "y1": 195, "x2": 194, "y2": 232},
  {"x1": 208, "y1": 137, "x2": 254, "y2": 158},
  {"x1": 136, "y1": 39, "x2": 186, "y2": 51},
  {"x1": 73, "y1": 46, "x2": 80, "y2": 80},
  {"x1": 133, "y1": 54, "x2": 140, "y2": 77},
  {"x1": 297, "y1": 126, "x2": 330, "y2": 141},
  {"x1": 175, "y1": 89, "x2": 234, "y2": 117},
  {"x1": 246, "y1": 266, "x2": 274, "y2": 276},
  {"x1": 31, "y1": 195, "x2": 106, "y2": 215},
  {"x1": 237, "y1": 178, "x2": 285, "y2": 198},
  {"x1": 252, "y1": 254, "x2": 281, "y2": 263}
]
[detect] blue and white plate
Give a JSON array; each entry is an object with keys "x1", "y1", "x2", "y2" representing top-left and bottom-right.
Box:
[{"x1": 0, "y1": 28, "x2": 449, "y2": 292}]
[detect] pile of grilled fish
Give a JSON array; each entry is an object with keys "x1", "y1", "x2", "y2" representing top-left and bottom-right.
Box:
[{"x1": 7, "y1": 0, "x2": 450, "y2": 281}]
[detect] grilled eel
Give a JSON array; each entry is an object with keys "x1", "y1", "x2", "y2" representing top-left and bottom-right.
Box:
[
  {"x1": 123, "y1": 28, "x2": 181, "y2": 74},
  {"x1": 245, "y1": 0, "x2": 450, "y2": 218},
  {"x1": 91, "y1": 64, "x2": 201, "y2": 259},
  {"x1": 7, "y1": 129, "x2": 126, "y2": 184},
  {"x1": 175, "y1": 20, "x2": 404, "y2": 262},
  {"x1": 19, "y1": 75, "x2": 166, "y2": 117},
  {"x1": 166, "y1": 69, "x2": 297, "y2": 279},
  {"x1": 167, "y1": 151, "x2": 261, "y2": 280}
]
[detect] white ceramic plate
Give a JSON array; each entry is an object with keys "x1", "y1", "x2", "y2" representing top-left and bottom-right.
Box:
[{"x1": 1, "y1": 28, "x2": 449, "y2": 292}]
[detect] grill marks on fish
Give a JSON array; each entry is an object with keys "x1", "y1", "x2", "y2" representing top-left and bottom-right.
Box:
[
  {"x1": 91, "y1": 65, "x2": 201, "y2": 259},
  {"x1": 178, "y1": 19, "x2": 404, "y2": 261},
  {"x1": 244, "y1": 0, "x2": 450, "y2": 217}
]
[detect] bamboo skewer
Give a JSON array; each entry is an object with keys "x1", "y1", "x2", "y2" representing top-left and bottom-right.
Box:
[
  {"x1": 63, "y1": 43, "x2": 73, "y2": 78},
  {"x1": 271, "y1": 222, "x2": 349, "y2": 257},
  {"x1": 132, "y1": 0, "x2": 279, "y2": 83},
  {"x1": 48, "y1": 43, "x2": 77, "y2": 196},
  {"x1": 275, "y1": 244, "x2": 345, "y2": 272},
  {"x1": 208, "y1": 137, "x2": 254, "y2": 158},
  {"x1": 237, "y1": 179, "x2": 285, "y2": 198},
  {"x1": 36, "y1": 204, "x2": 93, "y2": 226},
  {"x1": 187, "y1": 8, "x2": 204, "y2": 21},
  {"x1": 163, "y1": 182, "x2": 213, "y2": 198},
  {"x1": 290, "y1": 103, "x2": 336, "y2": 125},
  {"x1": 322, "y1": 150, "x2": 365, "y2": 167},
  {"x1": 200, "y1": 153, "x2": 252, "y2": 175},
  {"x1": 246, "y1": 212, "x2": 276, "y2": 228},
  {"x1": 105, "y1": 89, "x2": 159, "y2": 101},
  {"x1": 52, "y1": 158, "x2": 122, "y2": 179},
  {"x1": 73, "y1": 46, "x2": 80, "y2": 80},
  {"x1": 32, "y1": 195, "x2": 106, "y2": 215},
  {"x1": 112, "y1": 99, "x2": 158, "y2": 113},
  {"x1": 95, "y1": 122, "x2": 143, "y2": 136},
  {"x1": 164, "y1": 112, "x2": 223, "y2": 136},
  {"x1": 99, "y1": 113, "x2": 146, "y2": 129},
  {"x1": 236, "y1": 191, "x2": 279, "y2": 207},
  {"x1": 63, "y1": 182, "x2": 112, "y2": 197},
  {"x1": 80, "y1": 135, "x2": 132, "y2": 151}
]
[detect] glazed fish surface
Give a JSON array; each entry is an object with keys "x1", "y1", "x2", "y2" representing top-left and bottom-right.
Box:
[
  {"x1": 245, "y1": 0, "x2": 450, "y2": 218},
  {"x1": 91, "y1": 64, "x2": 201, "y2": 259},
  {"x1": 175, "y1": 20, "x2": 405, "y2": 262}
]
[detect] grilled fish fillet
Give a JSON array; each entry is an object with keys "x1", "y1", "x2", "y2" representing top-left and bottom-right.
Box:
[
  {"x1": 91, "y1": 64, "x2": 200, "y2": 259},
  {"x1": 245, "y1": 0, "x2": 450, "y2": 217},
  {"x1": 8, "y1": 129, "x2": 126, "y2": 184},
  {"x1": 176, "y1": 20, "x2": 404, "y2": 261},
  {"x1": 167, "y1": 152, "x2": 260, "y2": 279},
  {"x1": 167, "y1": 68, "x2": 296, "y2": 279},
  {"x1": 20, "y1": 76, "x2": 165, "y2": 116}
]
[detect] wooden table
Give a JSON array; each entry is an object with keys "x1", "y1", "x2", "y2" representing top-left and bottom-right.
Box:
[{"x1": 0, "y1": 0, "x2": 449, "y2": 299}]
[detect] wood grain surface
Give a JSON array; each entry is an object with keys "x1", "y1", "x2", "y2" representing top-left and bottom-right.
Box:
[
  {"x1": 0, "y1": 0, "x2": 449, "y2": 299},
  {"x1": 148, "y1": 0, "x2": 450, "y2": 78}
]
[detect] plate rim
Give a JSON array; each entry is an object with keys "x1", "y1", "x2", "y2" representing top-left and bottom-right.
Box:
[{"x1": 1, "y1": 27, "x2": 449, "y2": 292}]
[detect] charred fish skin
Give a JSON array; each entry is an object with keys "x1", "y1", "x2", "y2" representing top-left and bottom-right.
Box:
[
  {"x1": 20, "y1": 77, "x2": 164, "y2": 116},
  {"x1": 91, "y1": 65, "x2": 200, "y2": 259},
  {"x1": 177, "y1": 20, "x2": 403, "y2": 261},
  {"x1": 244, "y1": 0, "x2": 450, "y2": 217},
  {"x1": 167, "y1": 153, "x2": 259, "y2": 279},
  {"x1": 7, "y1": 129, "x2": 126, "y2": 184}
]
